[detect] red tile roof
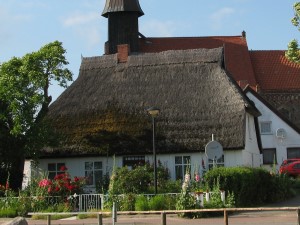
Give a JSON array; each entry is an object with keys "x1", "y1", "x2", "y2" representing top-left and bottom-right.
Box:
[
  {"x1": 139, "y1": 36, "x2": 257, "y2": 88},
  {"x1": 250, "y1": 50, "x2": 300, "y2": 91}
]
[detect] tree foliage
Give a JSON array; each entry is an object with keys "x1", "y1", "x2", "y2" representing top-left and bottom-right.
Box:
[
  {"x1": 286, "y1": 2, "x2": 300, "y2": 63},
  {"x1": 0, "y1": 41, "x2": 73, "y2": 189}
]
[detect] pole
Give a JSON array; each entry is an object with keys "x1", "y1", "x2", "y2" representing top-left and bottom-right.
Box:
[
  {"x1": 47, "y1": 215, "x2": 51, "y2": 225},
  {"x1": 161, "y1": 212, "x2": 167, "y2": 225},
  {"x1": 98, "y1": 213, "x2": 103, "y2": 225},
  {"x1": 224, "y1": 209, "x2": 229, "y2": 225},
  {"x1": 152, "y1": 116, "x2": 158, "y2": 195}
]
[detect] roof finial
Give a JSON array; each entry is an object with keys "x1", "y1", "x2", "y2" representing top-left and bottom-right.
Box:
[
  {"x1": 102, "y1": 0, "x2": 144, "y2": 54},
  {"x1": 242, "y1": 30, "x2": 246, "y2": 38},
  {"x1": 102, "y1": 0, "x2": 144, "y2": 18}
]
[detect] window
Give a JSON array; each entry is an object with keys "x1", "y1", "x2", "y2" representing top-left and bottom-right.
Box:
[
  {"x1": 123, "y1": 156, "x2": 145, "y2": 169},
  {"x1": 48, "y1": 163, "x2": 65, "y2": 179},
  {"x1": 175, "y1": 156, "x2": 191, "y2": 180},
  {"x1": 287, "y1": 148, "x2": 300, "y2": 159},
  {"x1": 208, "y1": 155, "x2": 224, "y2": 170},
  {"x1": 260, "y1": 121, "x2": 272, "y2": 134},
  {"x1": 262, "y1": 148, "x2": 277, "y2": 164},
  {"x1": 85, "y1": 161, "x2": 103, "y2": 186}
]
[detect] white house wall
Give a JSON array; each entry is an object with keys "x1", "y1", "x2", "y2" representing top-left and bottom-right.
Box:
[
  {"x1": 246, "y1": 92, "x2": 300, "y2": 170},
  {"x1": 243, "y1": 112, "x2": 262, "y2": 167},
  {"x1": 24, "y1": 147, "x2": 253, "y2": 193}
]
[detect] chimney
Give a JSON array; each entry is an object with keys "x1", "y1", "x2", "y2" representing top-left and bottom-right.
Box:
[
  {"x1": 242, "y1": 30, "x2": 246, "y2": 38},
  {"x1": 117, "y1": 44, "x2": 130, "y2": 63}
]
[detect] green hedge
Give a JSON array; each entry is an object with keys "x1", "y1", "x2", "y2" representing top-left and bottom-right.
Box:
[{"x1": 204, "y1": 167, "x2": 292, "y2": 206}]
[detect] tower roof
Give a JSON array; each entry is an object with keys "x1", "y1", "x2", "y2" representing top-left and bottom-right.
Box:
[{"x1": 102, "y1": 0, "x2": 144, "y2": 18}]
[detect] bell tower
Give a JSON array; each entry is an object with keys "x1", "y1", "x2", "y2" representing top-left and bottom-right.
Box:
[{"x1": 102, "y1": 0, "x2": 144, "y2": 54}]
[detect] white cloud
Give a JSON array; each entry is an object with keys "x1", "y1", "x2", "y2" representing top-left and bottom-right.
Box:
[
  {"x1": 140, "y1": 19, "x2": 177, "y2": 37},
  {"x1": 209, "y1": 7, "x2": 235, "y2": 30},
  {"x1": 62, "y1": 12, "x2": 102, "y2": 49},
  {"x1": 63, "y1": 12, "x2": 99, "y2": 27},
  {"x1": 77, "y1": 26, "x2": 102, "y2": 49}
]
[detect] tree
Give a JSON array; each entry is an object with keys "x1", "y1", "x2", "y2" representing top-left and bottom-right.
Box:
[
  {"x1": 0, "y1": 41, "x2": 73, "y2": 189},
  {"x1": 286, "y1": 2, "x2": 300, "y2": 64}
]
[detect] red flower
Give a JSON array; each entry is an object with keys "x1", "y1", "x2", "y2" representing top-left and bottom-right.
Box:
[
  {"x1": 54, "y1": 186, "x2": 60, "y2": 192},
  {"x1": 59, "y1": 165, "x2": 68, "y2": 171}
]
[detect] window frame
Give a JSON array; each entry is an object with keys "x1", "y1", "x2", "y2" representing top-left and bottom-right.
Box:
[
  {"x1": 260, "y1": 121, "x2": 272, "y2": 135},
  {"x1": 208, "y1": 155, "x2": 224, "y2": 170},
  {"x1": 262, "y1": 148, "x2": 277, "y2": 165},
  {"x1": 47, "y1": 162, "x2": 65, "y2": 180},
  {"x1": 175, "y1": 156, "x2": 191, "y2": 180},
  {"x1": 123, "y1": 156, "x2": 145, "y2": 169},
  {"x1": 85, "y1": 161, "x2": 103, "y2": 186},
  {"x1": 287, "y1": 148, "x2": 300, "y2": 159}
]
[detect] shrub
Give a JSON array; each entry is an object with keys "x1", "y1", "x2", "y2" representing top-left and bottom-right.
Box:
[
  {"x1": 0, "y1": 208, "x2": 17, "y2": 218},
  {"x1": 135, "y1": 195, "x2": 149, "y2": 211},
  {"x1": 119, "y1": 193, "x2": 136, "y2": 211},
  {"x1": 108, "y1": 162, "x2": 170, "y2": 195},
  {"x1": 204, "y1": 167, "x2": 292, "y2": 206},
  {"x1": 149, "y1": 195, "x2": 167, "y2": 210}
]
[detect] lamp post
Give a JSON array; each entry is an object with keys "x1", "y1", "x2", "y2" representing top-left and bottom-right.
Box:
[{"x1": 147, "y1": 106, "x2": 160, "y2": 195}]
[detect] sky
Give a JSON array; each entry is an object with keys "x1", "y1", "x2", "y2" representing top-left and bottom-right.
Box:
[{"x1": 1, "y1": 0, "x2": 299, "y2": 101}]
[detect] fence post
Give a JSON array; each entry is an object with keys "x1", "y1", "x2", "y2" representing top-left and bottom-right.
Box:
[
  {"x1": 297, "y1": 209, "x2": 300, "y2": 225},
  {"x1": 98, "y1": 213, "x2": 103, "y2": 225},
  {"x1": 161, "y1": 212, "x2": 166, "y2": 225},
  {"x1": 112, "y1": 202, "x2": 117, "y2": 225},
  {"x1": 100, "y1": 194, "x2": 104, "y2": 210},
  {"x1": 224, "y1": 209, "x2": 228, "y2": 225},
  {"x1": 47, "y1": 215, "x2": 51, "y2": 225}
]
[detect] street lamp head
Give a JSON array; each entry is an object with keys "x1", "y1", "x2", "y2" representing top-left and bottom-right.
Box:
[{"x1": 147, "y1": 107, "x2": 160, "y2": 117}]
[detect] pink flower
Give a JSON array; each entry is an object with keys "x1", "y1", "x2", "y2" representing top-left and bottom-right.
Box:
[
  {"x1": 195, "y1": 174, "x2": 200, "y2": 182},
  {"x1": 39, "y1": 179, "x2": 52, "y2": 187}
]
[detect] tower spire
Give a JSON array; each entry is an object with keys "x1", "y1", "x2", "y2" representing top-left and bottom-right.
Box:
[{"x1": 102, "y1": 0, "x2": 144, "y2": 54}]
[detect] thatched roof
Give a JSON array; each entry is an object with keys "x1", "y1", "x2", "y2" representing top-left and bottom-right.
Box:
[{"x1": 45, "y1": 47, "x2": 259, "y2": 157}]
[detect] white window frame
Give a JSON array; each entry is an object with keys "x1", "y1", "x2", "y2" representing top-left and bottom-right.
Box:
[
  {"x1": 208, "y1": 155, "x2": 224, "y2": 170},
  {"x1": 47, "y1": 162, "x2": 65, "y2": 179},
  {"x1": 175, "y1": 156, "x2": 191, "y2": 180},
  {"x1": 262, "y1": 148, "x2": 277, "y2": 165},
  {"x1": 260, "y1": 121, "x2": 272, "y2": 134},
  {"x1": 85, "y1": 161, "x2": 103, "y2": 186}
]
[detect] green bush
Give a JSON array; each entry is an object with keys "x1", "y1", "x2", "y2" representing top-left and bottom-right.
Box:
[
  {"x1": 0, "y1": 208, "x2": 17, "y2": 218},
  {"x1": 135, "y1": 195, "x2": 149, "y2": 211},
  {"x1": 149, "y1": 195, "x2": 167, "y2": 210},
  {"x1": 108, "y1": 163, "x2": 170, "y2": 195},
  {"x1": 204, "y1": 167, "x2": 292, "y2": 206},
  {"x1": 119, "y1": 193, "x2": 136, "y2": 211}
]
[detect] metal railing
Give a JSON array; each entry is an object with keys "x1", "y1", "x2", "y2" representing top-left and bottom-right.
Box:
[{"x1": 78, "y1": 194, "x2": 103, "y2": 211}]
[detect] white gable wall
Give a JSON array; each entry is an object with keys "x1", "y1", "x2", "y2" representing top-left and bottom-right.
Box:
[
  {"x1": 243, "y1": 112, "x2": 262, "y2": 167},
  {"x1": 246, "y1": 91, "x2": 300, "y2": 171}
]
